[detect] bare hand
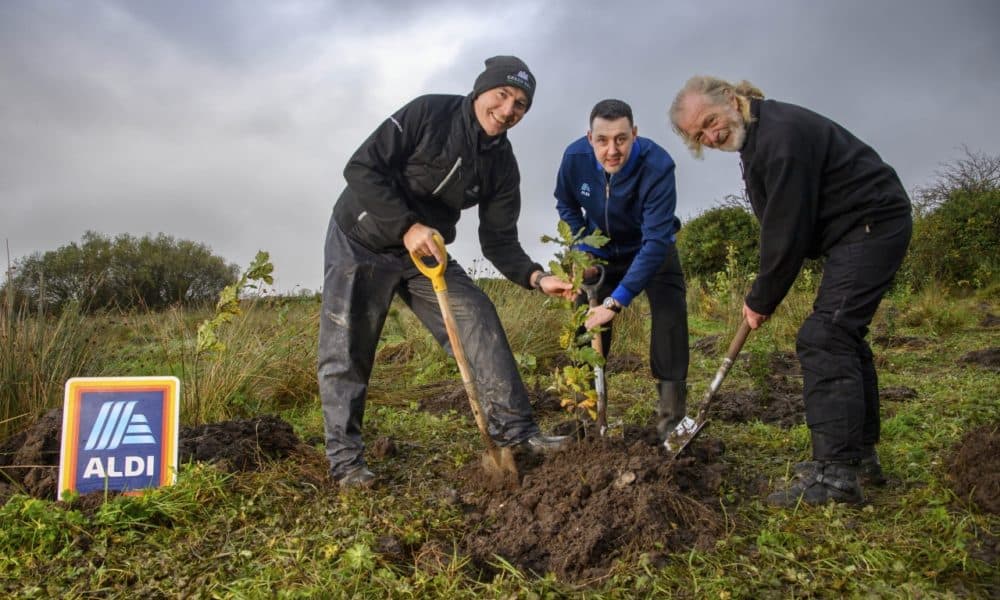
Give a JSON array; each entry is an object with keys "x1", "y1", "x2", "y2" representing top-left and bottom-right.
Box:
[
  {"x1": 538, "y1": 274, "x2": 576, "y2": 299},
  {"x1": 743, "y1": 302, "x2": 770, "y2": 330},
  {"x1": 403, "y1": 223, "x2": 445, "y2": 265},
  {"x1": 585, "y1": 306, "x2": 616, "y2": 330}
]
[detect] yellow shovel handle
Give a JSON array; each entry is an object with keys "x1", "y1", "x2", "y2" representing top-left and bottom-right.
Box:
[{"x1": 408, "y1": 234, "x2": 448, "y2": 292}]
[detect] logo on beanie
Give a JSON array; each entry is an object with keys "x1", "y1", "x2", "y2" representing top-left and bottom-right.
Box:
[{"x1": 507, "y1": 70, "x2": 532, "y2": 89}]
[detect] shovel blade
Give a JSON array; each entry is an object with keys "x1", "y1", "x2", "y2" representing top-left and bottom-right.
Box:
[
  {"x1": 667, "y1": 417, "x2": 709, "y2": 459},
  {"x1": 481, "y1": 446, "x2": 519, "y2": 478}
]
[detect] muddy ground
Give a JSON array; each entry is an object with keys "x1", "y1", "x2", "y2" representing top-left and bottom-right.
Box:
[
  {"x1": 0, "y1": 410, "x2": 306, "y2": 504},
  {"x1": 456, "y1": 426, "x2": 727, "y2": 582},
  {"x1": 5, "y1": 386, "x2": 994, "y2": 585},
  {"x1": 1, "y1": 408, "x2": 728, "y2": 584},
  {"x1": 946, "y1": 422, "x2": 1000, "y2": 515}
]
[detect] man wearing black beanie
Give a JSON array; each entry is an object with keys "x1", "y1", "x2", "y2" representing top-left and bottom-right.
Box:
[{"x1": 319, "y1": 55, "x2": 574, "y2": 488}]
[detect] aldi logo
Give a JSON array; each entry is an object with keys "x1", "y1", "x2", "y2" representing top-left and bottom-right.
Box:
[{"x1": 59, "y1": 377, "x2": 179, "y2": 497}]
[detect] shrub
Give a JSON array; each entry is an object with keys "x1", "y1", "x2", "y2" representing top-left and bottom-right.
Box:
[
  {"x1": 904, "y1": 188, "x2": 1000, "y2": 290},
  {"x1": 3, "y1": 231, "x2": 239, "y2": 313},
  {"x1": 677, "y1": 205, "x2": 759, "y2": 280}
]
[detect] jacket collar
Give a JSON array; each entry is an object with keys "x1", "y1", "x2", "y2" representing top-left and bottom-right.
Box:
[{"x1": 740, "y1": 98, "x2": 762, "y2": 164}]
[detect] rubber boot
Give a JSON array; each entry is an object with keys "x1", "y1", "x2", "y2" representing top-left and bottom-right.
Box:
[
  {"x1": 766, "y1": 461, "x2": 864, "y2": 507},
  {"x1": 655, "y1": 380, "x2": 687, "y2": 441}
]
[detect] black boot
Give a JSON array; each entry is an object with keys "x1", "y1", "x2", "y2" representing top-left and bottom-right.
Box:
[
  {"x1": 656, "y1": 380, "x2": 687, "y2": 441},
  {"x1": 767, "y1": 461, "x2": 864, "y2": 507},
  {"x1": 859, "y1": 445, "x2": 887, "y2": 486}
]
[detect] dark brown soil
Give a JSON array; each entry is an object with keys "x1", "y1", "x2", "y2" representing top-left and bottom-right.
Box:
[
  {"x1": 606, "y1": 352, "x2": 646, "y2": 373},
  {"x1": 457, "y1": 426, "x2": 726, "y2": 583},
  {"x1": 0, "y1": 411, "x2": 307, "y2": 503},
  {"x1": 945, "y1": 423, "x2": 1000, "y2": 515},
  {"x1": 692, "y1": 334, "x2": 721, "y2": 356},
  {"x1": 958, "y1": 347, "x2": 1000, "y2": 371},
  {"x1": 880, "y1": 386, "x2": 919, "y2": 402},
  {"x1": 873, "y1": 335, "x2": 930, "y2": 349},
  {"x1": 708, "y1": 373, "x2": 805, "y2": 428},
  {"x1": 979, "y1": 312, "x2": 1000, "y2": 328},
  {"x1": 416, "y1": 382, "x2": 562, "y2": 416}
]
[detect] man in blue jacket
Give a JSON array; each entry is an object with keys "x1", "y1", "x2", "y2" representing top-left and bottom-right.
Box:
[
  {"x1": 555, "y1": 99, "x2": 690, "y2": 447},
  {"x1": 320, "y1": 56, "x2": 573, "y2": 489}
]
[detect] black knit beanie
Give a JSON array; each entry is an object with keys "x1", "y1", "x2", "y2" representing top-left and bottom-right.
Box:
[{"x1": 472, "y1": 55, "x2": 536, "y2": 109}]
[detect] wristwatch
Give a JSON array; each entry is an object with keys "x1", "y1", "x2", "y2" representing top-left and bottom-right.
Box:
[{"x1": 602, "y1": 297, "x2": 622, "y2": 313}]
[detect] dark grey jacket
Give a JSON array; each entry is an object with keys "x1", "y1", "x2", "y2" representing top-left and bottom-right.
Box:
[{"x1": 333, "y1": 93, "x2": 542, "y2": 287}]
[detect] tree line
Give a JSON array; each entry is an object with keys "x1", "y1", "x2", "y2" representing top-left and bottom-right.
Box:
[
  {"x1": 2, "y1": 149, "x2": 996, "y2": 314},
  {"x1": 678, "y1": 147, "x2": 999, "y2": 291},
  {"x1": 3, "y1": 232, "x2": 238, "y2": 313}
]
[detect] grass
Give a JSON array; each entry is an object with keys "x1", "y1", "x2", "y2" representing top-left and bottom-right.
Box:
[{"x1": 1, "y1": 273, "x2": 998, "y2": 598}]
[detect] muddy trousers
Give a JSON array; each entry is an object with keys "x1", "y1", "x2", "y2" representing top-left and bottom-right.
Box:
[
  {"x1": 578, "y1": 245, "x2": 689, "y2": 381},
  {"x1": 317, "y1": 220, "x2": 539, "y2": 479},
  {"x1": 798, "y1": 215, "x2": 912, "y2": 462}
]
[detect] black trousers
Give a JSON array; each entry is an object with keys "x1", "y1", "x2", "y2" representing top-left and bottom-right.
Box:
[
  {"x1": 578, "y1": 245, "x2": 689, "y2": 382},
  {"x1": 317, "y1": 216, "x2": 539, "y2": 478},
  {"x1": 798, "y1": 215, "x2": 912, "y2": 462}
]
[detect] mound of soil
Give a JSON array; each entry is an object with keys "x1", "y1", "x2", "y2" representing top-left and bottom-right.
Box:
[
  {"x1": 178, "y1": 415, "x2": 304, "y2": 472},
  {"x1": 458, "y1": 427, "x2": 726, "y2": 582},
  {"x1": 958, "y1": 347, "x2": 1000, "y2": 372},
  {"x1": 692, "y1": 334, "x2": 721, "y2": 356},
  {"x1": 880, "y1": 386, "x2": 919, "y2": 402},
  {"x1": 0, "y1": 411, "x2": 307, "y2": 503},
  {"x1": 873, "y1": 334, "x2": 930, "y2": 349},
  {"x1": 709, "y1": 374, "x2": 804, "y2": 428},
  {"x1": 417, "y1": 382, "x2": 561, "y2": 416},
  {"x1": 946, "y1": 423, "x2": 1000, "y2": 515},
  {"x1": 606, "y1": 353, "x2": 646, "y2": 373}
]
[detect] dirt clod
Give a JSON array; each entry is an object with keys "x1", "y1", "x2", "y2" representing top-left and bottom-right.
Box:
[
  {"x1": 370, "y1": 436, "x2": 398, "y2": 459},
  {"x1": 946, "y1": 423, "x2": 1000, "y2": 515},
  {"x1": 881, "y1": 386, "x2": 919, "y2": 402},
  {"x1": 958, "y1": 347, "x2": 1000, "y2": 371}
]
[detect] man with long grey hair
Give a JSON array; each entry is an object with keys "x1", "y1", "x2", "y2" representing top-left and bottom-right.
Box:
[{"x1": 670, "y1": 76, "x2": 912, "y2": 507}]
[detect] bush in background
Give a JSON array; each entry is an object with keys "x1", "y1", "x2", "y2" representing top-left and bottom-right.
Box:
[
  {"x1": 677, "y1": 203, "x2": 760, "y2": 281},
  {"x1": 3, "y1": 231, "x2": 238, "y2": 313},
  {"x1": 903, "y1": 148, "x2": 1000, "y2": 291}
]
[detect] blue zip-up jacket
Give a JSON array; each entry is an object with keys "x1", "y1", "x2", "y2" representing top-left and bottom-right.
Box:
[{"x1": 554, "y1": 136, "x2": 680, "y2": 306}]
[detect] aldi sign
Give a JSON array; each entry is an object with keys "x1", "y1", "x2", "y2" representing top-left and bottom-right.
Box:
[{"x1": 59, "y1": 377, "x2": 180, "y2": 497}]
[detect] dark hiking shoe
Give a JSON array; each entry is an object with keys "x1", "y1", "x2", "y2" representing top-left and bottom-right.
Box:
[
  {"x1": 767, "y1": 461, "x2": 864, "y2": 507},
  {"x1": 518, "y1": 434, "x2": 570, "y2": 453},
  {"x1": 793, "y1": 452, "x2": 887, "y2": 487},
  {"x1": 337, "y1": 466, "x2": 376, "y2": 489},
  {"x1": 859, "y1": 448, "x2": 887, "y2": 486}
]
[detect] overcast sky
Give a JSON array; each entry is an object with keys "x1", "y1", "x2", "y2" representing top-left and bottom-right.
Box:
[{"x1": 3, "y1": 0, "x2": 998, "y2": 292}]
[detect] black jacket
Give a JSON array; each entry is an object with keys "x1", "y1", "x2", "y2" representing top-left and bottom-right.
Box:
[
  {"x1": 740, "y1": 99, "x2": 911, "y2": 314},
  {"x1": 333, "y1": 93, "x2": 542, "y2": 287}
]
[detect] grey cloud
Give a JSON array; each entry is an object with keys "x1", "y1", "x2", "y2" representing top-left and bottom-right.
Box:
[{"x1": 2, "y1": 0, "x2": 997, "y2": 291}]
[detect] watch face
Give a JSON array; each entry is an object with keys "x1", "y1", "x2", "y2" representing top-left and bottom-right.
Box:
[{"x1": 603, "y1": 297, "x2": 614, "y2": 309}]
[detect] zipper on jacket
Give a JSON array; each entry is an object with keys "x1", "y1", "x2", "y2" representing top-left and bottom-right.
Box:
[
  {"x1": 603, "y1": 174, "x2": 613, "y2": 252},
  {"x1": 432, "y1": 157, "x2": 462, "y2": 196}
]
